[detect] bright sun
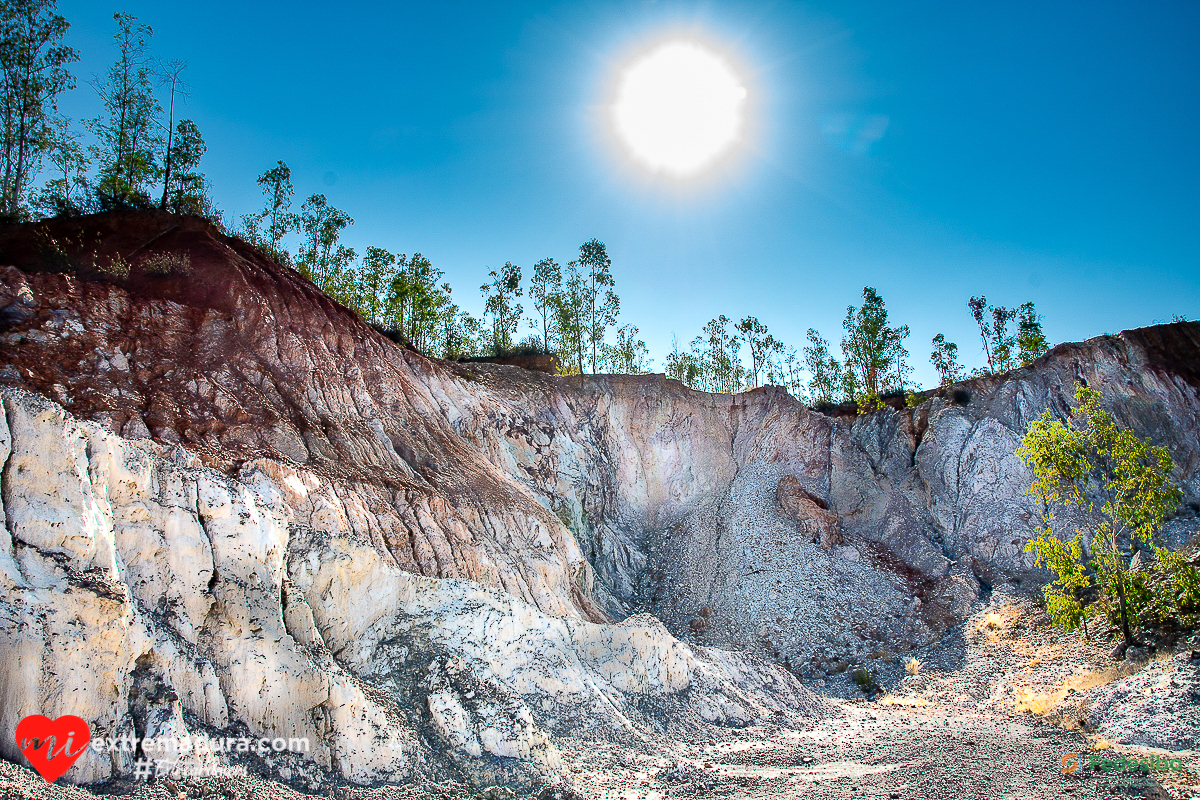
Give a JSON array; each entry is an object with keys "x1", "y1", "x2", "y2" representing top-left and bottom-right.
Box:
[{"x1": 612, "y1": 41, "x2": 747, "y2": 177}]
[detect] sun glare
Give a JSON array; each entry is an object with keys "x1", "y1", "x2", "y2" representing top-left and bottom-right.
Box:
[{"x1": 612, "y1": 41, "x2": 747, "y2": 177}]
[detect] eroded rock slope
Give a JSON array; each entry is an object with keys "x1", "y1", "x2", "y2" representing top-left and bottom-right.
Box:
[{"x1": 0, "y1": 212, "x2": 1197, "y2": 785}]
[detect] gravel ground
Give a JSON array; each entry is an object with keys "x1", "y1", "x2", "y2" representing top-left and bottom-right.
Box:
[{"x1": 5, "y1": 584, "x2": 1198, "y2": 800}]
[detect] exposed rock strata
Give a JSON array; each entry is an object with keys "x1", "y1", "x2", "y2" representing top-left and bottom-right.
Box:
[
  {"x1": 1, "y1": 213, "x2": 1199, "y2": 784},
  {"x1": 0, "y1": 388, "x2": 822, "y2": 788}
]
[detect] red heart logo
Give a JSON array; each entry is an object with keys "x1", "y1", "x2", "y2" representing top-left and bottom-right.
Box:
[{"x1": 14, "y1": 715, "x2": 91, "y2": 783}]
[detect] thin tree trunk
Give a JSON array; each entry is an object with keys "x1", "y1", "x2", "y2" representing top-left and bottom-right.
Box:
[{"x1": 159, "y1": 84, "x2": 175, "y2": 210}]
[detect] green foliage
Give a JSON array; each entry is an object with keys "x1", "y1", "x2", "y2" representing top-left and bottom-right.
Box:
[
  {"x1": 296, "y1": 192, "x2": 354, "y2": 288},
  {"x1": 0, "y1": 0, "x2": 78, "y2": 218},
  {"x1": 930, "y1": 333, "x2": 963, "y2": 386},
  {"x1": 851, "y1": 667, "x2": 875, "y2": 694},
  {"x1": 841, "y1": 286, "x2": 911, "y2": 398},
  {"x1": 579, "y1": 238, "x2": 619, "y2": 373},
  {"x1": 242, "y1": 161, "x2": 296, "y2": 263},
  {"x1": 552, "y1": 259, "x2": 588, "y2": 375},
  {"x1": 803, "y1": 329, "x2": 842, "y2": 404},
  {"x1": 856, "y1": 391, "x2": 885, "y2": 415},
  {"x1": 970, "y1": 297, "x2": 1048, "y2": 375},
  {"x1": 905, "y1": 392, "x2": 922, "y2": 409},
  {"x1": 160, "y1": 119, "x2": 213, "y2": 217},
  {"x1": 601, "y1": 324, "x2": 652, "y2": 374},
  {"x1": 1019, "y1": 383, "x2": 1189, "y2": 644},
  {"x1": 140, "y1": 251, "x2": 189, "y2": 276},
  {"x1": 528, "y1": 257, "x2": 561, "y2": 353},
  {"x1": 1016, "y1": 301, "x2": 1049, "y2": 365},
  {"x1": 736, "y1": 315, "x2": 783, "y2": 389},
  {"x1": 481, "y1": 261, "x2": 523, "y2": 355},
  {"x1": 665, "y1": 335, "x2": 702, "y2": 387},
  {"x1": 29, "y1": 113, "x2": 87, "y2": 216},
  {"x1": 88, "y1": 13, "x2": 161, "y2": 208},
  {"x1": 390, "y1": 253, "x2": 453, "y2": 353}
]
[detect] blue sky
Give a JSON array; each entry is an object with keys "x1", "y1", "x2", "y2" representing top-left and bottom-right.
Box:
[{"x1": 55, "y1": 1, "x2": 1199, "y2": 387}]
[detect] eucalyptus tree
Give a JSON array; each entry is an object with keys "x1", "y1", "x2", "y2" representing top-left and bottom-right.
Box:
[
  {"x1": 1017, "y1": 301, "x2": 1049, "y2": 365},
  {"x1": 930, "y1": 333, "x2": 964, "y2": 386},
  {"x1": 296, "y1": 192, "x2": 354, "y2": 291},
  {"x1": 578, "y1": 238, "x2": 619, "y2": 373},
  {"x1": 969, "y1": 296, "x2": 1017, "y2": 374},
  {"x1": 699, "y1": 315, "x2": 745, "y2": 393},
  {"x1": 602, "y1": 324, "x2": 652, "y2": 374},
  {"x1": 161, "y1": 118, "x2": 208, "y2": 213},
  {"x1": 89, "y1": 13, "x2": 161, "y2": 206},
  {"x1": 553, "y1": 260, "x2": 588, "y2": 375},
  {"x1": 736, "y1": 315, "x2": 783, "y2": 389},
  {"x1": 803, "y1": 328, "x2": 844, "y2": 404},
  {"x1": 480, "y1": 261, "x2": 522, "y2": 354},
  {"x1": 396, "y1": 254, "x2": 450, "y2": 351},
  {"x1": 155, "y1": 58, "x2": 187, "y2": 209},
  {"x1": 969, "y1": 296, "x2": 1049, "y2": 374},
  {"x1": 240, "y1": 161, "x2": 297, "y2": 262},
  {"x1": 29, "y1": 112, "x2": 86, "y2": 215},
  {"x1": 665, "y1": 336, "x2": 702, "y2": 388},
  {"x1": 840, "y1": 287, "x2": 909, "y2": 399},
  {"x1": 528, "y1": 256, "x2": 561, "y2": 351},
  {"x1": 0, "y1": 0, "x2": 77, "y2": 218}
]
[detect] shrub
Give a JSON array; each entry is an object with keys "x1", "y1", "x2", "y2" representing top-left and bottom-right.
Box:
[
  {"x1": 856, "y1": 392, "x2": 886, "y2": 414},
  {"x1": 905, "y1": 392, "x2": 922, "y2": 409},
  {"x1": 141, "y1": 252, "x2": 192, "y2": 276},
  {"x1": 1020, "y1": 383, "x2": 1192, "y2": 645},
  {"x1": 905, "y1": 657, "x2": 922, "y2": 676},
  {"x1": 97, "y1": 254, "x2": 130, "y2": 279}
]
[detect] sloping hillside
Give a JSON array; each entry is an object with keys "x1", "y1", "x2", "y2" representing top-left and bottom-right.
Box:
[{"x1": 0, "y1": 212, "x2": 1197, "y2": 792}]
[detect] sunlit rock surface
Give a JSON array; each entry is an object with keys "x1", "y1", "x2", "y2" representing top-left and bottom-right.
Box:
[{"x1": 1, "y1": 213, "x2": 1198, "y2": 784}]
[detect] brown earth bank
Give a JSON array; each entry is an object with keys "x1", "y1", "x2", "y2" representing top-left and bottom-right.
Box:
[{"x1": 0, "y1": 211, "x2": 1198, "y2": 796}]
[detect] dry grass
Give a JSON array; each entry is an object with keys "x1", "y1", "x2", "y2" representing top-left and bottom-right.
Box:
[
  {"x1": 141, "y1": 251, "x2": 192, "y2": 276},
  {"x1": 98, "y1": 253, "x2": 130, "y2": 279},
  {"x1": 879, "y1": 694, "x2": 930, "y2": 707},
  {"x1": 905, "y1": 657, "x2": 922, "y2": 676},
  {"x1": 1010, "y1": 663, "x2": 1136, "y2": 728}
]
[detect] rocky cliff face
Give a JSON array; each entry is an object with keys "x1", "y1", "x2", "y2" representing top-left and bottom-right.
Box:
[{"x1": 1, "y1": 212, "x2": 1197, "y2": 786}]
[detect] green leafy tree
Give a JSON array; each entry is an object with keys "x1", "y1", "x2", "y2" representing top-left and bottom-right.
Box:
[
  {"x1": 841, "y1": 287, "x2": 909, "y2": 402},
  {"x1": 804, "y1": 328, "x2": 844, "y2": 404},
  {"x1": 930, "y1": 333, "x2": 964, "y2": 386},
  {"x1": 1017, "y1": 301, "x2": 1049, "y2": 365},
  {"x1": 353, "y1": 245, "x2": 397, "y2": 327},
  {"x1": 88, "y1": 13, "x2": 161, "y2": 207},
  {"x1": 160, "y1": 119, "x2": 210, "y2": 215},
  {"x1": 552, "y1": 260, "x2": 588, "y2": 375},
  {"x1": 578, "y1": 238, "x2": 619, "y2": 373},
  {"x1": 245, "y1": 161, "x2": 297, "y2": 262},
  {"x1": 697, "y1": 315, "x2": 745, "y2": 393},
  {"x1": 736, "y1": 315, "x2": 783, "y2": 389},
  {"x1": 601, "y1": 324, "x2": 652, "y2": 374},
  {"x1": 480, "y1": 261, "x2": 523, "y2": 355},
  {"x1": 29, "y1": 112, "x2": 86, "y2": 215},
  {"x1": 665, "y1": 335, "x2": 702, "y2": 388},
  {"x1": 968, "y1": 296, "x2": 1018, "y2": 375},
  {"x1": 776, "y1": 345, "x2": 807, "y2": 400},
  {"x1": 296, "y1": 192, "x2": 354, "y2": 289},
  {"x1": 1019, "y1": 383, "x2": 1193, "y2": 646},
  {"x1": 437, "y1": 305, "x2": 483, "y2": 360},
  {"x1": 394, "y1": 253, "x2": 450, "y2": 351},
  {"x1": 528, "y1": 256, "x2": 561, "y2": 351},
  {"x1": 0, "y1": 0, "x2": 77, "y2": 219}
]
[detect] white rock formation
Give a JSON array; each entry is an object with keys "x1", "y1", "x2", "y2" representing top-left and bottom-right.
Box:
[{"x1": 0, "y1": 388, "x2": 821, "y2": 788}]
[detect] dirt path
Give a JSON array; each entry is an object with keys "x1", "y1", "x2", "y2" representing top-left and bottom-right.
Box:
[{"x1": 0, "y1": 704, "x2": 1183, "y2": 800}]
